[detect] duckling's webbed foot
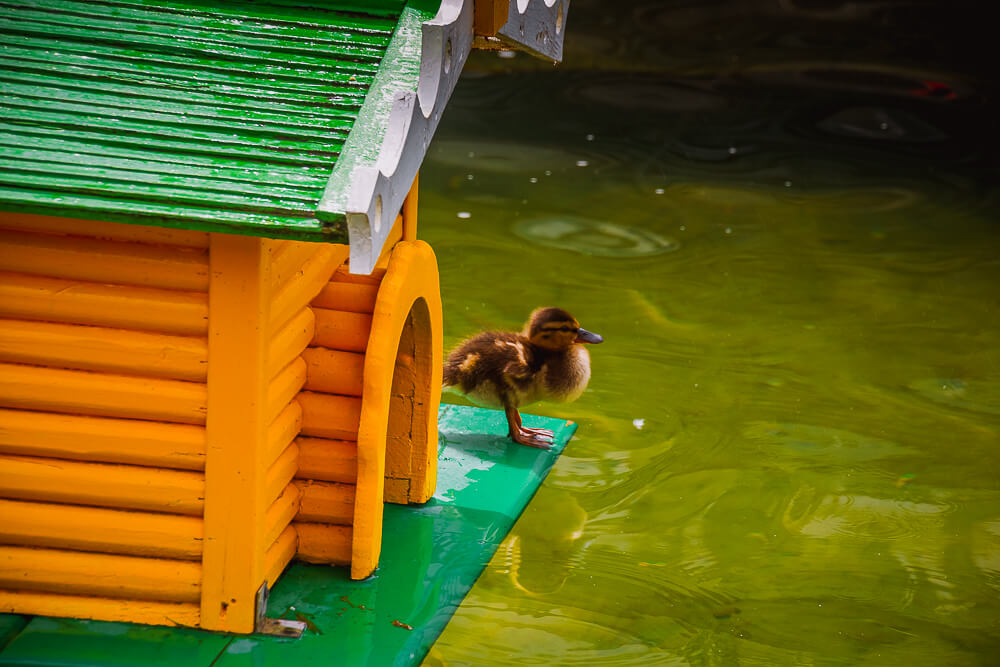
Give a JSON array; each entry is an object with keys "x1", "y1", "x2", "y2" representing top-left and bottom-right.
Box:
[
  {"x1": 511, "y1": 426, "x2": 554, "y2": 449},
  {"x1": 504, "y1": 402, "x2": 554, "y2": 449}
]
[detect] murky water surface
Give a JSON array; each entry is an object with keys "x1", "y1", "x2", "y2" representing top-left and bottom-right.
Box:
[{"x1": 420, "y1": 2, "x2": 999, "y2": 664}]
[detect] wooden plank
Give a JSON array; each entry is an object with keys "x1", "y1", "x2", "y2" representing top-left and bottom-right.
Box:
[
  {"x1": 0, "y1": 546, "x2": 201, "y2": 603},
  {"x1": 298, "y1": 391, "x2": 361, "y2": 440},
  {"x1": 474, "y1": 0, "x2": 510, "y2": 36},
  {"x1": 311, "y1": 281, "x2": 378, "y2": 313},
  {"x1": 270, "y1": 245, "x2": 349, "y2": 334},
  {"x1": 292, "y1": 479, "x2": 355, "y2": 525},
  {"x1": 302, "y1": 346, "x2": 365, "y2": 396},
  {"x1": 269, "y1": 240, "x2": 322, "y2": 293},
  {"x1": 0, "y1": 271, "x2": 207, "y2": 336},
  {"x1": 264, "y1": 443, "x2": 298, "y2": 508},
  {"x1": 312, "y1": 308, "x2": 371, "y2": 352},
  {"x1": 0, "y1": 408, "x2": 204, "y2": 470},
  {"x1": 0, "y1": 362, "x2": 207, "y2": 425},
  {"x1": 0, "y1": 591, "x2": 200, "y2": 628},
  {"x1": 263, "y1": 485, "x2": 300, "y2": 549},
  {"x1": 0, "y1": 229, "x2": 209, "y2": 291},
  {"x1": 373, "y1": 214, "x2": 403, "y2": 270},
  {"x1": 267, "y1": 307, "x2": 315, "y2": 380},
  {"x1": 0, "y1": 498, "x2": 203, "y2": 560},
  {"x1": 0, "y1": 454, "x2": 204, "y2": 515},
  {"x1": 262, "y1": 525, "x2": 296, "y2": 591},
  {"x1": 402, "y1": 172, "x2": 418, "y2": 242},
  {"x1": 265, "y1": 401, "x2": 302, "y2": 467},
  {"x1": 333, "y1": 264, "x2": 384, "y2": 285},
  {"x1": 297, "y1": 436, "x2": 358, "y2": 484},
  {"x1": 0, "y1": 212, "x2": 210, "y2": 248},
  {"x1": 294, "y1": 522, "x2": 352, "y2": 565},
  {"x1": 266, "y1": 357, "x2": 306, "y2": 425},
  {"x1": 201, "y1": 233, "x2": 270, "y2": 633},
  {"x1": 0, "y1": 318, "x2": 207, "y2": 382}
]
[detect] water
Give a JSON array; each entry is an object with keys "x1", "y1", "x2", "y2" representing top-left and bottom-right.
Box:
[{"x1": 419, "y1": 2, "x2": 999, "y2": 664}]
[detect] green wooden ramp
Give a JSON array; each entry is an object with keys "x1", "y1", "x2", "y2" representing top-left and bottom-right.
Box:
[{"x1": 0, "y1": 405, "x2": 576, "y2": 667}]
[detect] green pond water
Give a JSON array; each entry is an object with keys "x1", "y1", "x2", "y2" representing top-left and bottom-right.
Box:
[{"x1": 417, "y1": 2, "x2": 999, "y2": 665}]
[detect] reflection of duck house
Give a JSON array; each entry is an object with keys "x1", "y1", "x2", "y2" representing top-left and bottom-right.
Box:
[{"x1": 0, "y1": 0, "x2": 566, "y2": 634}]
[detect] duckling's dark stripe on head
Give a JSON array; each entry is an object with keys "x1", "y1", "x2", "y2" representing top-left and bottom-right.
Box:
[{"x1": 539, "y1": 325, "x2": 578, "y2": 333}]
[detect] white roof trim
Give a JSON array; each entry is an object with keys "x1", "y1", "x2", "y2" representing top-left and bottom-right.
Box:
[{"x1": 344, "y1": 0, "x2": 473, "y2": 274}]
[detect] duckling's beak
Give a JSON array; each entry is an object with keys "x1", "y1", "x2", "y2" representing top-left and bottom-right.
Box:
[{"x1": 575, "y1": 328, "x2": 603, "y2": 344}]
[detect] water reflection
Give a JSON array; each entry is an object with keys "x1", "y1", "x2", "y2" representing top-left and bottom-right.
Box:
[
  {"x1": 514, "y1": 217, "x2": 679, "y2": 257},
  {"x1": 422, "y1": 0, "x2": 999, "y2": 664}
]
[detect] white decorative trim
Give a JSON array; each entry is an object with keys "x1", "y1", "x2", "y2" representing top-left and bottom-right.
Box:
[
  {"x1": 496, "y1": 0, "x2": 569, "y2": 62},
  {"x1": 344, "y1": 0, "x2": 473, "y2": 274}
]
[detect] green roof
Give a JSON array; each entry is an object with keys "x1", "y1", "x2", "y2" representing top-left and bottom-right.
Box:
[{"x1": 0, "y1": 0, "x2": 430, "y2": 242}]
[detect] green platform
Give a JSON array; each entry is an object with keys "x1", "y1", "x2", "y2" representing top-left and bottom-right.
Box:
[{"x1": 0, "y1": 405, "x2": 576, "y2": 667}]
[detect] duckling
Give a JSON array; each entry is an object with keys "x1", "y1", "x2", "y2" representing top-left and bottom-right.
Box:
[{"x1": 443, "y1": 307, "x2": 603, "y2": 449}]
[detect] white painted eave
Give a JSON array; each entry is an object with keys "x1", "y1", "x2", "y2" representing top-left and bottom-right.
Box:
[{"x1": 340, "y1": 0, "x2": 569, "y2": 274}]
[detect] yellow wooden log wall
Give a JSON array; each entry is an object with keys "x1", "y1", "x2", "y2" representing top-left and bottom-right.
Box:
[
  {"x1": 0, "y1": 271, "x2": 207, "y2": 335},
  {"x1": 0, "y1": 213, "x2": 209, "y2": 248},
  {"x1": 0, "y1": 215, "x2": 213, "y2": 628},
  {"x1": 295, "y1": 523, "x2": 352, "y2": 566},
  {"x1": 0, "y1": 498, "x2": 203, "y2": 560},
  {"x1": 0, "y1": 546, "x2": 202, "y2": 603},
  {"x1": 0, "y1": 214, "x2": 347, "y2": 632},
  {"x1": 0, "y1": 454, "x2": 204, "y2": 515},
  {"x1": 0, "y1": 319, "x2": 207, "y2": 381},
  {"x1": 0, "y1": 408, "x2": 204, "y2": 470},
  {"x1": 0, "y1": 591, "x2": 200, "y2": 628},
  {"x1": 0, "y1": 229, "x2": 209, "y2": 291},
  {"x1": 0, "y1": 171, "x2": 440, "y2": 624}
]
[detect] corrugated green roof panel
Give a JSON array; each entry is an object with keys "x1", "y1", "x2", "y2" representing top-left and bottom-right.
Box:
[{"x1": 0, "y1": 0, "x2": 410, "y2": 240}]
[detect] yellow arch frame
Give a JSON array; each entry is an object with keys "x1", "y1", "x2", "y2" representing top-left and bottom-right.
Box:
[{"x1": 352, "y1": 240, "x2": 442, "y2": 579}]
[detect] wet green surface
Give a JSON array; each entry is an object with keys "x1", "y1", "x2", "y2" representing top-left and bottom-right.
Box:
[
  {"x1": 0, "y1": 406, "x2": 575, "y2": 667},
  {"x1": 420, "y1": 2, "x2": 1000, "y2": 664}
]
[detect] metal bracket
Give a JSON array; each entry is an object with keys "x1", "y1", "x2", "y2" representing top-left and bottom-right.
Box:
[{"x1": 254, "y1": 582, "x2": 307, "y2": 638}]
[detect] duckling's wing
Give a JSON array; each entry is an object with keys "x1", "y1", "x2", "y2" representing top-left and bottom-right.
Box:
[
  {"x1": 502, "y1": 358, "x2": 531, "y2": 382},
  {"x1": 500, "y1": 341, "x2": 535, "y2": 393}
]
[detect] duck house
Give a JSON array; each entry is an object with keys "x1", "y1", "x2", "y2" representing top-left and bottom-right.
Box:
[{"x1": 0, "y1": 0, "x2": 568, "y2": 635}]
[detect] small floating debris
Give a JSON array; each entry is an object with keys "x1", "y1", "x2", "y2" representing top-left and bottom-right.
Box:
[
  {"x1": 392, "y1": 620, "x2": 414, "y2": 630},
  {"x1": 575, "y1": 159, "x2": 589, "y2": 167},
  {"x1": 429, "y1": 139, "x2": 572, "y2": 173},
  {"x1": 818, "y1": 106, "x2": 948, "y2": 142},
  {"x1": 896, "y1": 473, "x2": 915, "y2": 488},
  {"x1": 632, "y1": 418, "x2": 645, "y2": 430},
  {"x1": 456, "y1": 211, "x2": 471, "y2": 219}
]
